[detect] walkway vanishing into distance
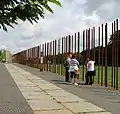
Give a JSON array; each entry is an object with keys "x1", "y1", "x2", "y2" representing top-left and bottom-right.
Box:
[{"x1": 0, "y1": 63, "x2": 120, "y2": 114}]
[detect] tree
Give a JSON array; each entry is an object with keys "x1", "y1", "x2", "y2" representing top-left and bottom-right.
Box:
[
  {"x1": 0, "y1": 0, "x2": 61, "y2": 31},
  {"x1": 108, "y1": 30, "x2": 120, "y2": 44}
]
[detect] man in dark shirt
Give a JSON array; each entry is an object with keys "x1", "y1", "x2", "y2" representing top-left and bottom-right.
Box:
[{"x1": 64, "y1": 53, "x2": 72, "y2": 82}]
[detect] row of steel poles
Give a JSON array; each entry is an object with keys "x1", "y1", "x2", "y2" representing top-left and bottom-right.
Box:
[{"x1": 12, "y1": 19, "x2": 119, "y2": 90}]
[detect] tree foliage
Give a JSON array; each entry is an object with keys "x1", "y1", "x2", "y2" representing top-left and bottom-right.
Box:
[
  {"x1": 108, "y1": 30, "x2": 120, "y2": 44},
  {"x1": 0, "y1": 0, "x2": 61, "y2": 31}
]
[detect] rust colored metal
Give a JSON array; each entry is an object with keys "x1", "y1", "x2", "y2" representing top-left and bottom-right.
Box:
[
  {"x1": 111, "y1": 23, "x2": 114, "y2": 87},
  {"x1": 86, "y1": 29, "x2": 88, "y2": 62},
  {"x1": 98, "y1": 27, "x2": 100, "y2": 84},
  {"x1": 75, "y1": 33, "x2": 77, "y2": 53},
  {"x1": 104, "y1": 23, "x2": 108, "y2": 87},
  {"x1": 82, "y1": 30, "x2": 85, "y2": 81},
  {"x1": 88, "y1": 29, "x2": 90, "y2": 59},
  {"x1": 93, "y1": 27, "x2": 95, "y2": 60},
  {"x1": 116, "y1": 19, "x2": 119, "y2": 90},
  {"x1": 66, "y1": 36, "x2": 68, "y2": 53},
  {"x1": 47, "y1": 43, "x2": 49, "y2": 71},
  {"x1": 55, "y1": 40, "x2": 57, "y2": 73},
  {"x1": 37, "y1": 46, "x2": 39, "y2": 68},
  {"x1": 68, "y1": 35, "x2": 71, "y2": 53},
  {"x1": 53, "y1": 40, "x2": 55, "y2": 73},
  {"x1": 72, "y1": 35, "x2": 74, "y2": 53},
  {"x1": 78, "y1": 32, "x2": 80, "y2": 55},
  {"x1": 50, "y1": 42, "x2": 52, "y2": 72},
  {"x1": 61, "y1": 37, "x2": 64, "y2": 75},
  {"x1": 44, "y1": 43, "x2": 47, "y2": 70},
  {"x1": 113, "y1": 20, "x2": 116, "y2": 88},
  {"x1": 58, "y1": 38, "x2": 61, "y2": 75},
  {"x1": 64, "y1": 37, "x2": 66, "y2": 54},
  {"x1": 101, "y1": 24, "x2": 104, "y2": 86},
  {"x1": 42, "y1": 44, "x2": 44, "y2": 71}
]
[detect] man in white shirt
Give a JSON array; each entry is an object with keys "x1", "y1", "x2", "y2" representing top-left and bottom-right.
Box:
[{"x1": 85, "y1": 58, "x2": 95, "y2": 85}]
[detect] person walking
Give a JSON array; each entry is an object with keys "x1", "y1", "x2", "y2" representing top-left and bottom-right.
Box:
[
  {"x1": 64, "y1": 53, "x2": 72, "y2": 82},
  {"x1": 69, "y1": 55, "x2": 79, "y2": 85},
  {"x1": 85, "y1": 58, "x2": 95, "y2": 85}
]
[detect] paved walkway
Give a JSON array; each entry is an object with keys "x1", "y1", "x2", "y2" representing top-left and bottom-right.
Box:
[
  {"x1": 4, "y1": 63, "x2": 113, "y2": 114},
  {"x1": 14, "y1": 63, "x2": 120, "y2": 114}
]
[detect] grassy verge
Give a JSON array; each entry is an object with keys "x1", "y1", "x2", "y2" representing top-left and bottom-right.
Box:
[{"x1": 30, "y1": 63, "x2": 120, "y2": 88}]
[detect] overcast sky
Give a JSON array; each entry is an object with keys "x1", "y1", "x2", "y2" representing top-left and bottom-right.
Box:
[{"x1": 0, "y1": 0, "x2": 120, "y2": 54}]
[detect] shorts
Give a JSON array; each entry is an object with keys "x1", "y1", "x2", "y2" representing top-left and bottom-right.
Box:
[
  {"x1": 70, "y1": 72, "x2": 77, "y2": 78},
  {"x1": 87, "y1": 70, "x2": 96, "y2": 76},
  {"x1": 68, "y1": 65, "x2": 79, "y2": 72}
]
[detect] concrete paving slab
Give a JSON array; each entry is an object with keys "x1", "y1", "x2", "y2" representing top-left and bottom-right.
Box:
[
  {"x1": 46, "y1": 91, "x2": 72, "y2": 97},
  {"x1": 53, "y1": 95, "x2": 86, "y2": 103},
  {"x1": 31, "y1": 80, "x2": 49, "y2": 84},
  {"x1": 22, "y1": 91, "x2": 52, "y2": 100},
  {"x1": 26, "y1": 95, "x2": 52, "y2": 100},
  {"x1": 86, "y1": 112, "x2": 112, "y2": 114},
  {"x1": 22, "y1": 91, "x2": 47, "y2": 97},
  {"x1": 62, "y1": 102, "x2": 105, "y2": 114},
  {"x1": 28, "y1": 99, "x2": 64, "y2": 111},
  {"x1": 34, "y1": 109, "x2": 73, "y2": 114},
  {"x1": 17, "y1": 83, "x2": 36, "y2": 87},
  {"x1": 27, "y1": 76, "x2": 42, "y2": 80},
  {"x1": 19, "y1": 87, "x2": 42, "y2": 92},
  {"x1": 37, "y1": 84, "x2": 62, "y2": 90}
]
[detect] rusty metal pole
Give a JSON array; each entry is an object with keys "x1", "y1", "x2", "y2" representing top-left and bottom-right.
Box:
[
  {"x1": 53, "y1": 40, "x2": 55, "y2": 73},
  {"x1": 78, "y1": 32, "x2": 80, "y2": 56},
  {"x1": 33, "y1": 47, "x2": 35, "y2": 67},
  {"x1": 88, "y1": 29, "x2": 90, "y2": 59},
  {"x1": 105, "y1": 23, "x2": 108, "y2": 87},
  {"x1": 77, "y1": 32, "x2": 80, "y2": 79},
  {"x1": 86, "y1": 29, "x2": 88, "y2": 60},
  {"x1": 37, "y1": 46, "x2": 39, "y2": 68},
  {"x1": 111, "y1": 23, "x2": 114, "y2": 87},
  {"x1": 91, "y1": 29, "x2": 93, "y2": 61},
  {"x1": 75, "y1": 33, "x2": 76, "y2": 54},
  {"x1": 40, "y1": 44, "x2": 44, "y2": 71},
  {"x1": 68, "y1": 35, "x2": 71, "y2": 53},
  {"x1": 93, "y1": 27, "x2": 96, "y2": 61},
  {"x1": 32, "y1": 48, "x2": 33, "y2": 67},
  {"x1": 39, "y1": 45, "x2": 41, "y2": 69},
  {"x1": 78, "y1": 32, "x2": 80, "y2": 60},
  {"x1": 82, "y1": 30, "x2": 85, "y2": 81},
  {"x1": 43, "y1": 44, "x2": 45, "y2": 71},
  {"x1": 61, "y1": 37, "x2": 63, "y2": 75},
  {"x1": 98, "y1": 27, "x2": 100, "y2": 84},
  {"x1": 101, "y1": 24, "x2": 104, "y2": 86},
  {"x1": 58, "y1": 38, "x2": 61, "y2": 75},
  {"x1": 72, "y1": 35, "x2": 74, "y2": 53},
  {"x1": 93, "y1": 27, "x2": 96, "y2": 83},
  {"x1": 86, "y1": 29, "x2": 88, "y2": 71},
  {"x1": 66, "y1": 36, "x2": 68, "y2": 54},
  {"x1": 44, "y1": 43, "x2": 46, "y2": 70},
  {"x1": 50, "y1": 42, "x2": 52, "y2": 72},
  {"x1": 113, "y1": 20, "x2": 116, "y2": 88},
  {"x1": 116, "y1": 19, "x2": 119, "y2": 90},
  {"x1": 55, "y1": 40, "x2": 57, "y2": 73},
  {"x1": 47, "y1": 43, "x2": 49, "y2": 71}
]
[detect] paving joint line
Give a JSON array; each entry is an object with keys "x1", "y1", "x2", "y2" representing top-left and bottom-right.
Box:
[
  {"x1": 8, "y1": 65, "x2": 112, "y2": 114},
  {"x1": 16, "y1": 66, "x2": 76, "y2": 114}
]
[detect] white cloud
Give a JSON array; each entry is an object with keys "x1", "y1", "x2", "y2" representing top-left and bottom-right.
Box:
[{"x1": 0, "y1": 0, "x2": 119, "y2": 54}]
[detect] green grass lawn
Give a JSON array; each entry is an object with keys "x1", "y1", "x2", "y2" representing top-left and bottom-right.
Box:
[
  {"x1": 43, "y1": 64, "x2": 120, "y2": 88},
  {"x1": 30, "y1": 63, "x2": 120, "y2": 88}
]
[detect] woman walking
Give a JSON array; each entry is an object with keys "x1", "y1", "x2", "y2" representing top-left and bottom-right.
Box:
[{"x1": 69, "y1": 55, "x2": 79, "y2": 85}]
